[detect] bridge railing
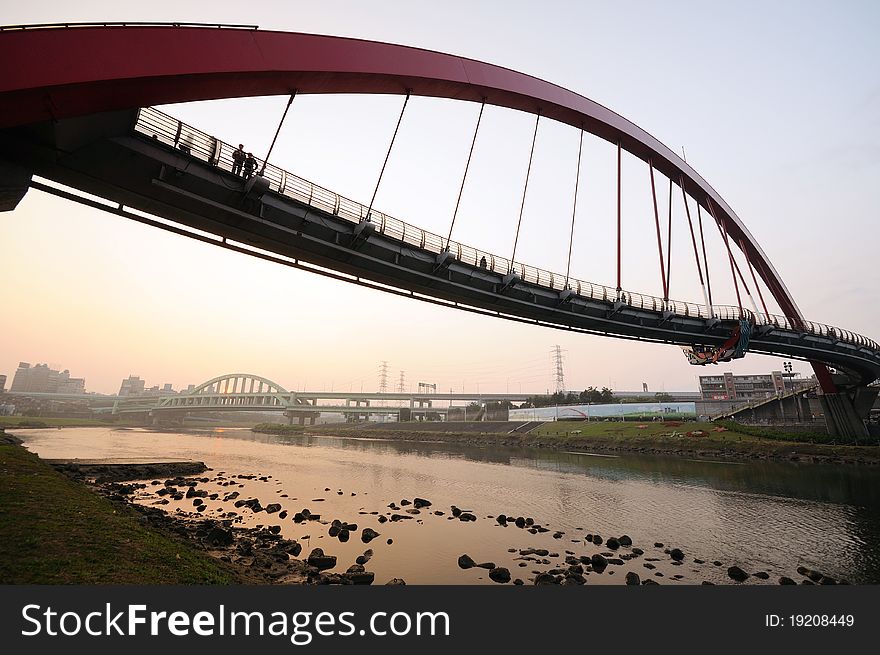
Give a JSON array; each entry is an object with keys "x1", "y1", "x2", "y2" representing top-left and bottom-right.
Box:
[
  {"x1": 133, "y1": 107, "x2": 879, "y2": 354},
  {"x1": 0, "y1": 21, "x2": 258, "y2": 31}
]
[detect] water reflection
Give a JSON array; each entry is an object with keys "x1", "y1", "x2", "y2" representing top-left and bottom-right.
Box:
[{"x1": 19, "y1": 427, "x2": 880, "y2": 584}]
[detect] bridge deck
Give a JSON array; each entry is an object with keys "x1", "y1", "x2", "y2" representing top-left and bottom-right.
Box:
[{"x1": 2, "y1": 106, "x2": 878, "y2": 387}]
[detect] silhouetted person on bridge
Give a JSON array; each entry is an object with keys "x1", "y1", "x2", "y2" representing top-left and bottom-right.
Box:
[
  {"x1": 232, "y1": 144, "x2": 245, "y2": 176},
  {"x1": 243, "y1": 152, "x2": 256, "y2": 179},
  {"x1": 479, "y1": 255, "x2": 487, "y2": 269}
]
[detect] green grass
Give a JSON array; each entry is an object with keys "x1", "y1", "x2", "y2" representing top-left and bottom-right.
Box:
[
  {"x1": 0, "y1": 443, "x2": 244, "y2": 584},
  {"x1": 252, "y1": 423, "x2": 307, "y2": 435},
  {"x1": 0, "y1": 416, "x2": 121, "y2": 428},
  {"x1": 524, "y1": 420, "x2": 878, "y2": 458}
]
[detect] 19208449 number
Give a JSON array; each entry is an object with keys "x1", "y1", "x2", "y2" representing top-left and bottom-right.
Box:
[{"x1": 790, "y1": 615, "x2": 854, "y2": 627}]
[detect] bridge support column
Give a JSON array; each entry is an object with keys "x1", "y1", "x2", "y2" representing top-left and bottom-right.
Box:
[
  {"x1": 820, "y1": 387, "x2": 878, "y2": 441},
  {"x1": 0, "y1": 160, "x2": 32, "y2": 212}
]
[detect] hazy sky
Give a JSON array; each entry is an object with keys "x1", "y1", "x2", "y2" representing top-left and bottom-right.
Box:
[{"x1": 1, "y1": 1, "x2": 878, "y2": 395}]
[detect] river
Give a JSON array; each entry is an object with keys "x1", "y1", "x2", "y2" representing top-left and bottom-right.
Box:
[{"x1": 18, "y1": 426, "x2": 880, "y2": 585}]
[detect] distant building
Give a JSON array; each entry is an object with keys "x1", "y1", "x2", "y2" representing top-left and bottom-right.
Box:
[
  {"x1": 699, "y1": 371, "x2": 815, "y2": 401},
  {"x1": 10, "y1": 362, "x2": 86, "y2": 394},
  {"x1": 118, "y1": 376, "x2": 146, "y2": 397},
  {"x1": 0, "y1": 374, "x2": 6, "y2": 393}
]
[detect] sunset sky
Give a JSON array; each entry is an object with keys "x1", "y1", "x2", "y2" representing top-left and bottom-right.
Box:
[{"x1": 1, "y1": 1, "x2": 878, "y2": 395}]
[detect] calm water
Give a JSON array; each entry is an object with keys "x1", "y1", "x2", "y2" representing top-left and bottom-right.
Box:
[{"x1": 19, "y1": 427, "x2": 880, "y2": 585}]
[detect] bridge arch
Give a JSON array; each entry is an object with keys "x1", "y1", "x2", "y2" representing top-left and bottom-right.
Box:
[
  {"x1": 188, "y1": 373, "x2": 289, "y2": 396},
  {"x1": 0, "y1": 23, "x2": 806, "y2": 334}
]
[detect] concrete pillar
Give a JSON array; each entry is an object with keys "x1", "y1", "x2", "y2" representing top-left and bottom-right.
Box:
[{"x1": 820, "y1": 389, "x2": 875, "y2": 441}]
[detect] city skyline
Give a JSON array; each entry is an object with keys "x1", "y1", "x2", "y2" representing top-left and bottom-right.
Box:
[{"x1": 1, "y1": 1, "x2": 877, "y2": 395}]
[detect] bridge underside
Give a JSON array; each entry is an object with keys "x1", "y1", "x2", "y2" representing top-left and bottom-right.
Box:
[{"x1": 2, "y1": 110, "x2": 878, "y2": 439}]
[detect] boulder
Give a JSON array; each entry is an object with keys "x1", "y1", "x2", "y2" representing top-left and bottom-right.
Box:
[
  {"x1": 489, "y1": 567, "x2": 511, "y2": 584},
  {"x1": 385, "y1": 578, "x2": 406, "y2": 585},
  {"x1": 307, "y1": 548, "x2": 337, "y2": 570},
  {"x1": 265, "y1": 503, "x2": 282, "y2": 514},
  {"x1": 606, "y1": 537, "x2": 620, "y2": 550},
  {"x1": 619, "y1": 535, "x2": 633, "y2": 547},
  {"x1": 361, "y1": 528, "x2": 381, "y2": 544},
  {"x1": 457, "y1": 554, "x2": 476, "y2": 569},
  {"x1": 727, "y1": 566, "x2": 749, "y2": 582},
  {"x1": 205, "y1": 527, "x2": 234, "y2": 547},
  {"x1": 778, "y1": 576, "x2": 797, "y2": 585},
  {"x1": 625, "y1": 572, "x2": 640, "y2": 586},
  {"x1": 413, "y1": 498, "x2": 432, "y2": 509},
  {"x1": 534, "y1": 573, "x2": 559, "y2": 585},
  {"x1": 670, "y1": 548, "x2": 685, "y2": 561}
]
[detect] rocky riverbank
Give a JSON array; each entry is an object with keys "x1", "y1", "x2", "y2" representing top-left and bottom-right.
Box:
[{"x1": 90, "y1": 460, "x2": 844, "y2": 586}]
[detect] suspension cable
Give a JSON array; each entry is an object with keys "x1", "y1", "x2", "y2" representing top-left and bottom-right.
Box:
[
  {"x1": 366, "y1": 91, "x2": 410, "y2": 222},
  {"x1": 709, "y1": 199, "x2": 759, "y2": 317},
  {"x1": 564, "y1": 127, "x2": 584, "y2": 289},
  {"x1": 445, "y1": 99, "x2": 486, "y2": 250},
  {"x1": 696, "y1": 203, "x2": 714, "y2": 312},
  {"x1": 259, "y1": 90, "x2": 297, "y2": 177},
  {"x1": 616, "y1": 140, "x2": 622, "y2": 293},
  {"x1": 679, "y1": 175, "x2": 711, "y2": 317},
  {"x1": 648, "y1": 159, "x2": 668, "y2": 302},
  {"x1": 510, "y1": 110, "x2": 541, "y2": 267},
  {"x1": 665, "y1": 176, "x2": 673, "y2": 299},
  {"x1": 708, "y1": 198, "x2": 744, "y2": 318},
  {"x1": 739, "y1": 237, "x2": 771, "y2": 320}
]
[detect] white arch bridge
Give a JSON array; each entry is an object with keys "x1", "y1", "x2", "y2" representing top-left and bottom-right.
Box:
[{"x1": 111, "y1": 373, "x2": 530, "y2": 423}]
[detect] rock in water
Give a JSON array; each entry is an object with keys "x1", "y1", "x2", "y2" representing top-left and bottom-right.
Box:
[
  {"x1": 361, "y1": 528, "x2": 380, "y2": 544},
  {"x1": 265, "y1": 503, "x2": 281, "y2": 514},
  {"x1": 489, "y1": 567, "x2": 511, "y2": 583},
  {"x1": 625, "y1": 572, "x2": 640, "y2": 585},
  {"x1": 670, "y1": 548, "x2": 685, "y2": 561},
  {"x1": 727, "y1": 566, "x2": 749, "y2": 582},
  {"x1": 385, "y1": 578, "x2": 406, "y2": 585},
  {"x1": 619, "y1": 535, "x2": 633, "y2": 546},
  {"x1": 458, "y1": 554, "x2": 476, "y2": 569},
  {"x1": 778, "y1": 577, "x2": 797, "y2": 585},
  {"x1": 307, "y1": 548, "x2": 337, "y2": 570},
  {"x1": 606, "y1": 537, "x2": 620, "y2": 550}
]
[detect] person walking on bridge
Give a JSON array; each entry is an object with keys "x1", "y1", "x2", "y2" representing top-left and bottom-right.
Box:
[{"x1": 232, "y1": 144, "x2": 245, "y2": 176}]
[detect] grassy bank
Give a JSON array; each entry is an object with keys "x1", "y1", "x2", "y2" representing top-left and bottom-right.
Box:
[
  {"x1": 0, "y1": 416, "x2": 124, "y2": 429},
  {"x1": 253, "y1": 420, "x2": 880, "y2": 463},
  {"x1": 0, "y1": 439, "x2": 244, "y2": 583}
]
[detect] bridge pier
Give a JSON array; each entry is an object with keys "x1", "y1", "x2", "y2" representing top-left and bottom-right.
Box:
[
  {"x1": 0, "y1": 160, "x2": 32, "y2": 212},
  {"x1": 820, "y1": 387, "x2": 878, "y2": 441}
]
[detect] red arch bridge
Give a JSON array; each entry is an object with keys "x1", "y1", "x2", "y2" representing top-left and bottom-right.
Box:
[{"x1": 0, "y1": 23, "x2": 877, "y2": 439}]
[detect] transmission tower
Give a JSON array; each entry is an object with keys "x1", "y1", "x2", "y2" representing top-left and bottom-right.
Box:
[
  {"x1": 552, "y1": 345, "x2": 565, "y2": 393},
  {"x1": 397, "y1": 370, "x2": 406, "y2": 393},
  {"x1": 378, "y1": 361, "x2": 389, "y2": 393}
]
